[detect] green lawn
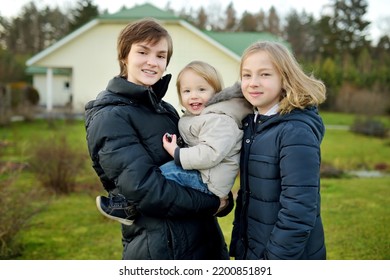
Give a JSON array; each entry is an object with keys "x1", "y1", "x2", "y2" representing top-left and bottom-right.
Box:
[
  {"x1": 0, "y1": 115, "x2": 389, "y2": 260},
  {"x1": 321, "y1": 177, "x2": 390, "y2": 260},
  {"x1": 15, "y1": 176, "x2": 390, "y2": 260},
  {"x1": 321, "y1": 111, "x2": 390, "y2": 127},
  {"x1": 321, "y1": 129, "x2": 390, "y2": 170}
]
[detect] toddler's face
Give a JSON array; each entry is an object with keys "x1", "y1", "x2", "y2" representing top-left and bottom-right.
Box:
[{"x1": 179, "y1": 69, "x2": 215, "y2": 115}]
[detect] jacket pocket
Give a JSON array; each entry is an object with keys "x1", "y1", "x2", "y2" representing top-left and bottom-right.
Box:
[{"x1": 248, "y1": 154, "x2": 279, "y2": 179}]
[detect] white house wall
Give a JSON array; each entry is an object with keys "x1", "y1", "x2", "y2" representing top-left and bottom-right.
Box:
[
  {"x1": 163, "y1": 23, "x2": 240, "y2": 112},
  {"x1": 33, "y1": 74, "x2": 72, "y2": 107},
  {"x1": 30, "y1": 21, "x2": 240, "y2": 114},
  {"x1": 31, "y1": 23, "x2": 119, "y2": 113}
]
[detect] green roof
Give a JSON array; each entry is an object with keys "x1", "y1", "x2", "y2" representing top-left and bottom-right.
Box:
[
  {"x1": 26, "y1": 66, "x2": 72, "y2": 75},
  {"x1": 204, "y1": 31, "x2": 290, "y2": 57},
  {"x1": 97, "y1": 3, "x2": 288, "y2": 57},
  {"x1": 99, "y1": 3, "x2": 179, "y2": 21}
]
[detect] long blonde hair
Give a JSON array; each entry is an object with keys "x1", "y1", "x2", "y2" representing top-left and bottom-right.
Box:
[{"x1": 240, "y1": 41, "x2": 326, "y2": 114}]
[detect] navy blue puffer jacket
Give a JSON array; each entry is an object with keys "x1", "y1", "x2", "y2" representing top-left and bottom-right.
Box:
[
  {"x1": 85, "y1": 75, "x2": 229, "y2": 260},
  {"x1": 230, "y1": 107, "x2": 326, "y2": 260}
]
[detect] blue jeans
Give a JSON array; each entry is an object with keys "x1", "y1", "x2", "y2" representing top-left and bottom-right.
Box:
[{"x1": 160, "y1": 161, "x2": 212, "y2": 195}]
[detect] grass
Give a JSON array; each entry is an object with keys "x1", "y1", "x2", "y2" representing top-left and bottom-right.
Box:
[
  {"x1": 1, "y1": 113, "x2": 389, "y2": 260},
  {"x1": 319, "y1": 111, "x2": 390, "y2": 171},
  {"x1": 18, "y1": 193, "x2": 123, "y2": 260},
  {"x1": 321, "y1": 111, "x2": 390, "y2": 127},
  {"x1": 321, "y1": 129, "x2": 390, "y2": 170},
  {"x1": 15, "y1": 176, "x2": 390, "y2": 260},
  {"x1": 321, "y1": 177, "x2": 390, "y2": 260}
]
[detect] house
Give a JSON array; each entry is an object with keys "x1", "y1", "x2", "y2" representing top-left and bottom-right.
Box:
[{"x1": 26, "y1": 3, "x2": 286, "y2": 114}]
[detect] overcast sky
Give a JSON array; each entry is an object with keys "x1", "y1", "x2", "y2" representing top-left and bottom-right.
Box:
[{"x1": 1, "y1": 0, "x2": 389, "y2": 42}]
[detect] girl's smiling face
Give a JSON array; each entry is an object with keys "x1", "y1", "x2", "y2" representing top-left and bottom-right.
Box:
[{"x1": 240, "y1": 50, "x2": 283, "y2": 114}]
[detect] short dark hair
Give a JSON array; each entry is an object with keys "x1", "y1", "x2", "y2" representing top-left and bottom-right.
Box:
[{"x1": 117, "y1": 18, "x2": 173, "y2": 77}]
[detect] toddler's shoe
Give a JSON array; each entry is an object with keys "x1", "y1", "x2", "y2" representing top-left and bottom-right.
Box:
[{"x1": 96, "y1": 193, "x2": 137, "y2": 226}]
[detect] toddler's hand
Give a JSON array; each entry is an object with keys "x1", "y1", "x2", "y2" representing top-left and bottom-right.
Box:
[{"x1": 162, "y1": 133, "x2": 178, "y2": 157}]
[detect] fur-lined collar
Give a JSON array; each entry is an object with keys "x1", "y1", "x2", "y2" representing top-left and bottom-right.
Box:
[{"x1": 206, "y1": 82, "x2": 244, "y2": 107}]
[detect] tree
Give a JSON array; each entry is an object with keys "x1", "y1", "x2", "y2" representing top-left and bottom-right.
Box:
[
  {"x1": 237, "y1": 11, "x2": 257, "y2": 32},
  {"x1": 178, "y1": 7, "x2": 194, "y2": 26},
  {"x1": 374, "y1": 35, "x2": 390, "y2": 90},
  {"x1": 267, "y1": 6, "x2": 281, "y2": 36},
  {"x1": 319, "y1": 57, "x2": 341, "y2": 109},
  {"x1": 164, "y1": 1, "x2": 175, "y2": 14},
  {"x1": 375, "y1": 35, "x2": 390, "y2": 55},
  {"x1": 4, "y1": 2, "x2": 41, "y2": 55},
  {"x1": 0, "y1": 48, "x2": 28, "y2": 83},
  {"x1": 196, "y1": 7, "x2": 208, "y2": 30},
  {"x1": 1, "y1": 1, "x2": 70, "y2": 55},
  {"x1": 284, "y1": 10, "x2": 316, "y2": 60},
  {"x1": 68, "y1": 0, "x2": 99, "y2": 33},
  {"x1": 0, "y1": 1, "x2": 70, "y2": 84},
  {"x1": 316, "y1": 14, "x2": 339, "y2": 58},
  {"x1": 0, "y1": 15, "x2": 5, "y2": 48},
  {"x1": 205, "y1": 2, "x2": 224, "y2": 31},
  {"x1": 330, "y1": 0, "x2": 371, "y2": 56},
  {"x1": 356, "y1": 47, "x2": 374, "y2": 86},
  {"x1": 41, "y1": 7, "x2": 70, "y2": 48},
  {"x1": 225, "y1": 2, "x2": 237, "y2": 31},
  {"x1": 255, "y1": 9, "x2": 267, "y2": 32}
]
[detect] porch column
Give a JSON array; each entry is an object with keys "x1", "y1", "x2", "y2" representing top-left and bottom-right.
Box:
[{"x1": 46, "y1": 67, "x2": 53, "y2": 112}]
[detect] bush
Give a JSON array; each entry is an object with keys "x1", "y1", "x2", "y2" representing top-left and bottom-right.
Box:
[
  {"x1": 350, "y1": 118, "x2": 389, "y2": 138},
  {"x1": 24, "y1": 85, "x2": 39, "y2": 105},
  {"x1": 0, "y1": 84, "x2": 11, "y2": 126},
  {"x1": 29, "y1": 135, "x2": 86, "y2": 194},
  {"x1": 320, "y1": 162, "x2": 344, "y2": 178},
  {"x1": 334, "y1": 84, "x2": 389, "y2": 115},
  {"x1": 0, "y1": 144, "x2": 47, "y2": 259}
]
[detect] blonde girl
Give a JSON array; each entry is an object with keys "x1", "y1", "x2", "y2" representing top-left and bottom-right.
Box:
[{"x1": 230, "y1": 41, "x2": 327, "y2": 260}]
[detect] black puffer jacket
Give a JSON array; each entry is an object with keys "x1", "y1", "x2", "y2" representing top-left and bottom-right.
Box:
[
  {"x1": 230, "y1": 107, "x2": 326, "y2": 260},
  {"x1": 85, "y1": 75, "x2": 229, "y2": 260}
]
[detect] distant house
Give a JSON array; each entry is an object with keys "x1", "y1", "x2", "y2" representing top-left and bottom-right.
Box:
[{"x1": 26, "y1": 3, "x2": 286, "y2": 114}]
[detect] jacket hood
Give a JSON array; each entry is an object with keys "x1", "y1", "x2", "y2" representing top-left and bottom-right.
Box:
[
  {"x1": 206, "y1": 82, "x2": 244, "y2": 106},
  {"x1": 286, "y1": 107, "x2": 325, "y2": 142},
  {"x1": 202, "y1": 82, "x2": 253, "y2": 126},
  {"x1": 256, "y1": 106, "x2": 325, "y2": 142},
  {"x1": 85, "y1": 74, "x2": 171, "y2": 111}
]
